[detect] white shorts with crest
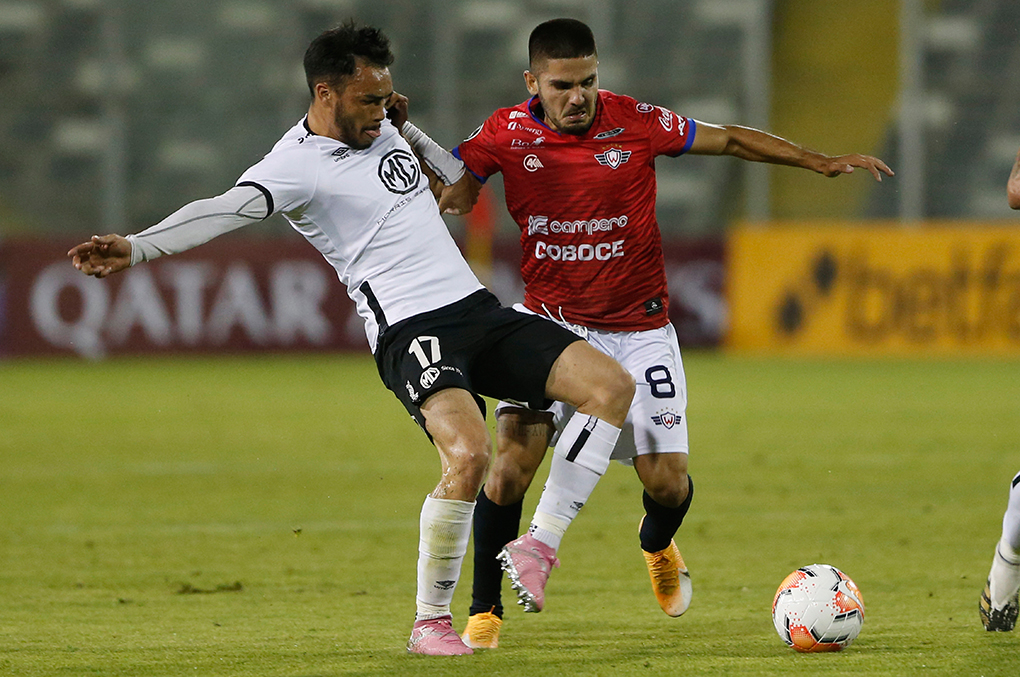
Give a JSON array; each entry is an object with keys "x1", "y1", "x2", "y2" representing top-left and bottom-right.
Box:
[{"x1": 495, "y1": 305, "x2": 689, "y2": 463}]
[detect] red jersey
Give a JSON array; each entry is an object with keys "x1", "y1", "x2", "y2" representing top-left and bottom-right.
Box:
[{"x1": 454, "y1": 90, "x2": 696, "y2": 331}]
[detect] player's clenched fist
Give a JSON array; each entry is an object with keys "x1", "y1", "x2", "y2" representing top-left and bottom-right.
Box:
[{"x1": 67, "y1": 233, "x2": 131, "y2": 278}]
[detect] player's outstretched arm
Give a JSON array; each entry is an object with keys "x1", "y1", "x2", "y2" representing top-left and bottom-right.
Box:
[
  {"x1": 68, "y1": 234, "x2": 131, "y2": 278},
  {"x1": 67, "y1": 184, "x2": 270, "y2": 278},
  {"x1": 1008, "y1": 146, "x2": 1020, "y2": 210},
  {"x1": 688, "y1": 121, "x2": 894, "y2": 181}
]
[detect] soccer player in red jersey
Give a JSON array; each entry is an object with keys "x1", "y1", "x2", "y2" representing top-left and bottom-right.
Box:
[{"x1": 407, "y1": 18, "x2": 893, "y2": 648}]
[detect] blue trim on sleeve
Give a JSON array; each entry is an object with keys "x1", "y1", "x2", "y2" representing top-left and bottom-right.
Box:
[
  {"x1": 678, "y1": 118, "x2": 697, "y2": 156},
  {"x1": 452, "y1": 146, "x2": 488, "y2": 184}
]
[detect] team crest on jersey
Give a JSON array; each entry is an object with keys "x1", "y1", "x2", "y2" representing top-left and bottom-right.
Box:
[
  {"x1": 594, "y1": 127, "x2": 625, "y2": 140},
  {"x1": 378, "y1": 149, "x2": 420, "y2": 194},
  {"x1": 651, "y1": 410, "x2": 682, "y2": 429},
  {"x1": 524, "y1": 154, "x2": 544, "y2": 172},
  {"x1": 595, "y1": 147, "x2": 632, "y2": 169}
]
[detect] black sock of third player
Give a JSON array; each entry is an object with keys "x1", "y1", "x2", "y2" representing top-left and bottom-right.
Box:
[
  {"x1": 469, "y1": 486, "x2": 523, "y2": 618},
  {"x1": 640, "y1": 475, "x2": 694, "y2": 553}
]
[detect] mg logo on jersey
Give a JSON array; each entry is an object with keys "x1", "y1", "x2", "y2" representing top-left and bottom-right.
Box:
[
  {"x1": 595, "y1": 148, "x2": 632, "y2": 169},
  {"x1": 420, "y1": 366, "x2": 441, "y2": 389},
  {"x1": 651, "y1": 410, "x2": 682, "y2": 429},
  {"x1": 527, "y1": 215, "x2": 549, "y2": 235},
  {"x1": 524, "y1": 154, "x2": 544, "y2": 172},
  {"x1": 378, "y1": 150, "x2": 420, "y2": 194}
]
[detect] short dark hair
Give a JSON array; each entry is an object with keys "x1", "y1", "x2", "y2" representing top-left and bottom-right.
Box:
[
  {"x1": 303, "y1": 20, "x2": 395, "y2": 96},
  {"x1": 528, "y1": 18, "x2": 597, "y2": 68}
]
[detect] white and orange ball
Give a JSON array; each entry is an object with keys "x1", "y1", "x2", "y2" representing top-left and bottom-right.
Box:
[{"x1": 772, "y1": 564, "x2": 865, "y2": 652}]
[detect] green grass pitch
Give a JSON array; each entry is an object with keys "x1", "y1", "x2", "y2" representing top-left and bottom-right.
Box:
[{"x1": 2, "y1": 353, "x2": 1019, "y2": 676}]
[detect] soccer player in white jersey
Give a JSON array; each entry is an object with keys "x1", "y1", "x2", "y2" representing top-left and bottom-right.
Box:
[
  {"x1": 405, "y1": 18, "x2": 893, "y2": 649},
  {"x1": 67, "y1": 21, "x2": 637, "y2": 656},
  {"x1": 980, "y1": 146, "x2": 1020, "y2": 631}
]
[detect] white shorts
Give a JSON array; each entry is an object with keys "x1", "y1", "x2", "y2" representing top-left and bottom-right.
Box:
[{"x1": 495, "y1": 305, "x2": 689, "y2": 463}]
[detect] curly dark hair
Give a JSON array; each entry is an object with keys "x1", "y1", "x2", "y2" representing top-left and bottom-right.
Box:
[{"x1": 303, "y1": 20, "x2": 395, "y2": 96}]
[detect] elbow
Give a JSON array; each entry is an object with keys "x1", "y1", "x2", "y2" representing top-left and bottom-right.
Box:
[{"x1": 1009, "y1": 187, "x2": 1020, "y2": 210}]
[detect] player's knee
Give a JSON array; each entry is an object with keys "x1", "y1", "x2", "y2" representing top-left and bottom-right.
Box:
[
  {"x1": 645, "y1": 470, "x2": 690, "y2": 508},
  {"x1": 589, "y1": 364, "x2": 635, "y2": 424},
  {"x1": 437, "y1": 428, "x2": 492, "y2": 487},
  {"x1": 486, "y1": 454, "x2": 537, "y2": 504},
  {"x1": 485, "y1": 470, "x2": 530, "y2": 505}
]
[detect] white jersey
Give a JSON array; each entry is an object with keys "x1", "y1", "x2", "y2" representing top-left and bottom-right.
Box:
[{"x1": 235, "y1": 117, "x2": 484, "y2": 351}]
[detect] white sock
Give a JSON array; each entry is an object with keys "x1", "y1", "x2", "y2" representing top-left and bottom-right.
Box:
[
  {"x1": 415, "y1": 496, "x2": 474, "y2": 621},
  {"x1": 529, "y1": 414, "x2": 621, "y2": 551},
  {"x1": 988, "y1": 472, "x2": 1020, "y2": 607},
  {"x1": 1001, "y1": 471, "x2": 1020, "y2": 555}
]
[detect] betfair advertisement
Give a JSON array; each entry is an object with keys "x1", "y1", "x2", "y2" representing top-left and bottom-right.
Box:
[{"x1": 728, "y1": 224, "x2": 1020, "y2": 356}]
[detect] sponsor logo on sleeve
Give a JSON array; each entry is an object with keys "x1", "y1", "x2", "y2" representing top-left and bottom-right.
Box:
[
  {"x1": 657, "y1": 107, "x2": 674, "y2": 132},
  {"x1": 636, "y1": 102, "x2": 655, "y2": 114}
]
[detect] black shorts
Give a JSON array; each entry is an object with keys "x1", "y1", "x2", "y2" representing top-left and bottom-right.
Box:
[{"x1": 374, "y1": 289, "x2": 583, "y2": 435}]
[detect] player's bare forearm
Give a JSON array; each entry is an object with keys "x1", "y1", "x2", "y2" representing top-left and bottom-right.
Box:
[
  {"x1": 68, "y1": 234, "x2": 131, "y2": 278},
  {"x1": 437, "y1": 173, "x2": 482, "y2": 215},
  {"x1": 689, "y1": 122, "x2": 893, "y2": 181},
  {"x1": 1008, "y1": 148, "x2": 1020, "y2": 210}
]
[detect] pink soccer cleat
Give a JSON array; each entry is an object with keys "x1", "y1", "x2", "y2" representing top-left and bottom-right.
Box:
[
  {"x1": 497, "y1": 533, "x2": 560, "y2": 612},
  {"x1": 406, "y1": 616, "x2": 474, "y2": 655}
]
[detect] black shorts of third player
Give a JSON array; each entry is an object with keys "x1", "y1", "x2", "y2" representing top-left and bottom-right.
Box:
[{"x1": 375, "y1": 289, "x2": 583, "y2": 436}]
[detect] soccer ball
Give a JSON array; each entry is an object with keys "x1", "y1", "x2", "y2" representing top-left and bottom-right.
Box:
[{"x1": 771, "y1": 563, "x2": 865, "y2": 652}]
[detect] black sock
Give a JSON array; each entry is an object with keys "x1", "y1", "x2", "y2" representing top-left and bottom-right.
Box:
[
  {"x1": 469, "y1": 486, "x2": 523, "y2": 618},
  {"x1": 639, "y1": 475, "x2": 694, "y2": 553}
]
